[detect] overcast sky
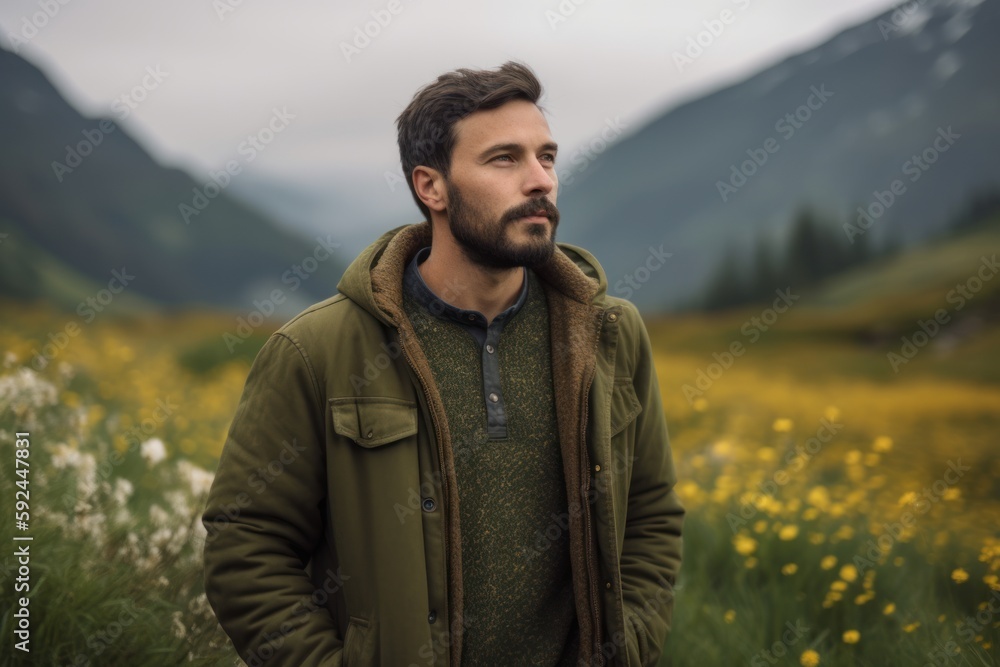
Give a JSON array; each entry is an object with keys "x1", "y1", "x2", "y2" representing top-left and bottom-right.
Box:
[{"x1": 1, "y1": 0, "x2": 901, "y2": 237}]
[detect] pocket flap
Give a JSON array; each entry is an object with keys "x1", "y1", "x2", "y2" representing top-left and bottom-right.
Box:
[
  {"x1": 330, "y1": 397, "x2": 418, "y2": 447},
  {"x1": 610, "y1": 378, "x2": 642, "y2": 437}
]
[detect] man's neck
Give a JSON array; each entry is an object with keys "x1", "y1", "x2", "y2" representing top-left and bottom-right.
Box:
[{"x1": 417, "y1": 245, "x2": 524, "y2": 326}]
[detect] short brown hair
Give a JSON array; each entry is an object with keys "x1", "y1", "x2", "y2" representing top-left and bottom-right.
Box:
[{"x1": 395, "y1": 60, "x2": 546, "y2": 221}]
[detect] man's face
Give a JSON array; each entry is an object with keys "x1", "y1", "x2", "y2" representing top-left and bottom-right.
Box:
[{"x1": 443, "y1": 98, "x2": 560, "y2": 270}]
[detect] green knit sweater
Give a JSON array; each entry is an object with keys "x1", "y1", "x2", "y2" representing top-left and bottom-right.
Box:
[{"x1": 401, "y1": 267, "x2": 580, "y2": 666}]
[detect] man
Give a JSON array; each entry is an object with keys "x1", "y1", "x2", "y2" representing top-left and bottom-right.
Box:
[{"x1": 202, "y1": 61, "x2": 684, "y2": 667}]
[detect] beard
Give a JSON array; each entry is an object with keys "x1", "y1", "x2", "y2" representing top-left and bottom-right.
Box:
[{"x1": 445, "y1": 179, "x2": 560, "y2": 270}]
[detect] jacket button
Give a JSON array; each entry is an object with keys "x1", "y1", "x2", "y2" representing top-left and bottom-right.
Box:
[
  {"x1": 488, "y1": 392, "x2": 499, "y2": 403},
  {"x1": 428, "y1": 610, "x2": 437, "y2": 624},
  {"x1": 607, "y1": 312, "x2": 618, "y2": 322},
  {"x1": 606, "y1": 581, "x2": 612, "y2": 589},
  {"x1": 366, "y1": 429, "x2": 373, "y2": 439},
  {"x1": 422, "y1": 497, "x2": 436, "y2": 512},
  {"x1": 594, "y1": 464, "x2": 601, "y2": 473}
]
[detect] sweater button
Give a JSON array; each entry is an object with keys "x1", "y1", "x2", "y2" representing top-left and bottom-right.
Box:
[
  {"x1": 488, "y1": 392, "x2": 499, "y2": 403},
  {"x1": 428, "y1": 610, "x2": 437, "y2": 624},
  {"x1": 422, "y1": 497, "x2": 436, "y2": 512},
  {"x1": 486, "y1": 344, "x2": 495, "y2": 354}
]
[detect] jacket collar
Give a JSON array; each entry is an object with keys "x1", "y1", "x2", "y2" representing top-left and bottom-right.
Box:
[{"x1": 336, "y1": 220, "x2": 610, "y2": 326}]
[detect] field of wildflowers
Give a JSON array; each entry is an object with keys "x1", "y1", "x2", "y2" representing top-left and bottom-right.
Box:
[{"x1": 0, "y1": 299, "x2": 997, "y2": 666}]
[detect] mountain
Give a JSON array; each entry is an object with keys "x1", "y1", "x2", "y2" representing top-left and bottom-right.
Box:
[
  {"x1": 556, "y1": 0, "x2": 1000, "y2": 313},
  {"x1": 0, "y1": 46, "x2": 347, "y2": 317}
]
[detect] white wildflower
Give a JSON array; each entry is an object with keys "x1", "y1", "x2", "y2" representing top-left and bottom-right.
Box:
[
  {"x1": 140, "y1": 437, "x2": 167, "y2": 465},
  {"x1": 171, "y1": 611, "x2": 187, "y2": 639},
  {"x1": 177, "y1": 460, "x2": 215, "y2": 497},
  {"x1": 76, "y1": 452, "x2": 99, "y2": 500},
  {"x1": 112, "y1": 478, "x2": 134, "y2": 505},
  {"x1": 149, "y1": 504, "x2": 171, "y2": 528},
  {"x1": 50, "y1": 442, "x2": 82, "y2": 469},
  {"x1": 0, "y1": 367, "x2": 58, "y2": 418}
]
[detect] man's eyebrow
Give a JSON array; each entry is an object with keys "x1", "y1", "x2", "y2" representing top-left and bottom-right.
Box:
[{"x1": 477, "y1": 141, "x2": 559, "y2": 160}]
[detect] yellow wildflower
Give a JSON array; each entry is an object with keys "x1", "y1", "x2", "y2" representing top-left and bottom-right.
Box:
[
  {"x1": 842, "y1": 630, "x2": 860, "y2": 644},
  {"x1": 782, "y1": 563, "x2": 798, "y2": 575},
  {"x1": 779, "y1": 525, "x2": 799, "y2": 541},
  {"x1": 800, "y1": 649, "x2": 820, "y2": 666},
  {"x1": 820, "y1": 555, "x2": 837, "y2": 570},
  {"x1": 839, "y1": 564, "x2": 859, "y2": 583},
  {"x1": 903, "y1": 622, "x2": 920, "y2": 633},
  {"x1": 772, "y1": 418, "x2": 793, "y2": 432},
  {"x1": 952, "y1": 568, "x2": 969, "y2": 584},
  {"x1": 872, "y1": 436, "x2": 893, "y2": 453},
  {"x1": 724, "y1": 609, "x2": 735, "y2": 624},
  {"x1": 883, "y1": 603, "x2": 896, "y2": 615},
  {"x1": 734, "y1": 534, "x2": 758, "y2": 556}
]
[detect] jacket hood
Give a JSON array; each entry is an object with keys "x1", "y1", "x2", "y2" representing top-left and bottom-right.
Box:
[{"x1": 336, "y1": 220, "x2": 609, "y2": 325}]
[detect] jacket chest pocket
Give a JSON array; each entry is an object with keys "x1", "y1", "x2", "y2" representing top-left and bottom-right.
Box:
[
  {"x1": 329, "y1": 396, "x2": 418, "y2": 447},
  {"x1": 610, "y1": 378, "x2": 642, "y2": 438}
]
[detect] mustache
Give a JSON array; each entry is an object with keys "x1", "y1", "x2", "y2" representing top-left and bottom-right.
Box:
[{"x1": 504, "y1": 198, "x2": 560, "y2": 223}]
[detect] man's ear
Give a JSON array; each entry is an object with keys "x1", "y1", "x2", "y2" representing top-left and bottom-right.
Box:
[{"x1": 412, "y1": 166, "x2": 447, "y2": 214}]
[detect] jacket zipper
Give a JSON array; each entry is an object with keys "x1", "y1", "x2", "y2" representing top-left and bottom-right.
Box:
[{"x1": 581, "y1": 308, "x2": 606, "y2": 667}]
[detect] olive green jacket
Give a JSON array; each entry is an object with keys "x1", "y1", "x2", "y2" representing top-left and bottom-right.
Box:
[{"x1": 201, "y1": 221, "x2": 684, "y2": 667}]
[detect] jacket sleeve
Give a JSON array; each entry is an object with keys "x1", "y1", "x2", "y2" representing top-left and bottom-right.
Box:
[
  {"x1": 201, "y1": 331, "x2": 344, "y2": 666},
  {"x1": 618, "y1": 303, "x2": 685, "y2": 666}
]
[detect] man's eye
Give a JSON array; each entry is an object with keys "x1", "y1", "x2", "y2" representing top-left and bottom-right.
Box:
[
  {"x1": 541, "y1": 153, "x2": 556, "y2": 163},
  {"x1": 492, "y1": 154, "x2": 513, "y2": 162}
]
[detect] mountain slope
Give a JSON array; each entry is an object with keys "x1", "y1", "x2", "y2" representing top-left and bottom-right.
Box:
[
  {"x1": 0, "y1": 46, "x2": 347, "y2": 316},
  {"x1": 557, "y1": 0, "x2": 1000, "y2": 313}
]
